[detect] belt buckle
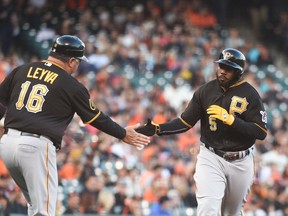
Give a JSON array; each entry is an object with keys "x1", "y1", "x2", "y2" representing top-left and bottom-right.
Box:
[{"x1": 223, "y1": 152, "x2": 239, "y2": 161}]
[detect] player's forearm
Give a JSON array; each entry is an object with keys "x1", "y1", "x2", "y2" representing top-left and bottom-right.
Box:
[
  {"x1": 89, "y1": 112, "x2": 126, "y2": 139},
  {"x1": 231, "y1": 117, "x2": 267, "y2": 140},
  {"x1": 158, "y1": 117, "x2": 190, "y2": 135}
]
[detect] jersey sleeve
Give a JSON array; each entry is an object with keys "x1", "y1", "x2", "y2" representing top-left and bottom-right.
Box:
[
  {"x1": 0, "y1": 67, "x2": 18, "y2": 106},
  {"x1": 158, "y1": 117, "x2": 190, "y2": 135},
  {"x1": 231, "y1": 90, "x2": 267, "y2": 140},
  {"x1": 71, "y1": 86, "x2": 126, "y2": 139},
  {"x1": 180, "y1": 89, "x2": 202, "y2": 127}
]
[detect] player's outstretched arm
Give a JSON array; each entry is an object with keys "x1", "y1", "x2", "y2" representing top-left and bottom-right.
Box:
[
  {"x1": 136, "y1": 118, "x2": 190, "y2": 136},
  {"x1": 135, "y1": 119, "x2": 160, "y2": 136},
  {"x1": 122, "y1": 123, "x2": 150, "y2": 148}
]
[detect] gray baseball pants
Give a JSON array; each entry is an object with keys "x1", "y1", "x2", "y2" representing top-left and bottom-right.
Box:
[
  {"x1": 194, "y1": 145, "x2": 254, "y2": 216},
  {"x1": 0, "y1": 129, "x2": 58, "y2": 216}
]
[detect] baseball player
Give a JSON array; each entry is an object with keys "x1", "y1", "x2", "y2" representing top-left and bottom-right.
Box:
[
  {"x1": 136, "y1": 48, "x2": 268, "y2": 215},
  {"x1": 0, "y1": 35, "x2": 150, "y2": 216}
]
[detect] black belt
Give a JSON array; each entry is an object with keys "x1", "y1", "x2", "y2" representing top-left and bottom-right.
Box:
[
  {"x1": 204, "y1": 144, "x2": 250, "y2": 161},
  {"x1": 4, "y1": 129, "x2": 52, "y2": 142}
]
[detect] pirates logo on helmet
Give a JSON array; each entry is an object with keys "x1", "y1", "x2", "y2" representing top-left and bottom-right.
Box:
[{"x1": 216, "y1": 48, "x2": 246, "y2": 75}]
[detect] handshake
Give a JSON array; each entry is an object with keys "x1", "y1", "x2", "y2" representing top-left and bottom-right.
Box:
[
  {"x1": 135, "y1": 104, "x2": 235, "y2": 138},
  {"x1": 135, "y1": 118, "x2": 161, "y2": 136},
  {"x1": 133, "y1": 104, "x2": 235, "y2": 150}
]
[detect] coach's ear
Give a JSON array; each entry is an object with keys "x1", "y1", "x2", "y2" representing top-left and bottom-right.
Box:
[{"x1": 135, "y1": 119, "x2": 160, "y2": 136}]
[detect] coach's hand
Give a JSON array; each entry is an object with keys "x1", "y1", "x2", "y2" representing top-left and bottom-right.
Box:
[
  {"x1": 135, "y1": 119, "x2": 160, "y2": 136},
  {"x1": 123, "y1": 123, "x2": 150, "y2": 149},
  {"x1": 207, "y1": 105, "x2": 235, "y2": 126}
]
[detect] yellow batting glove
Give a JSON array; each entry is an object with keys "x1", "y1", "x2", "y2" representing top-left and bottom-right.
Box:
[{"x1": 206, "y1": 105, "x2": 235, "y2": 126}]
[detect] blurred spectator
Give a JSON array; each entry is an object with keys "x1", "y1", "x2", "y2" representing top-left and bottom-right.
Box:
[
  {"x1": 0, "y1": 0, "x2": 17, "y2": 56},
  {"x1": 185, "y1": 1, "x2": 217, "y2": 29},
  {"x1": 79, "y1": 175, "x2": 105, "y2": 214},
  {"x1": 0, "y1": 0, "x2": 20, "y2": 56},
  {"x1": 0, "y1": 189, "x2": 9, "y2": 216},
  {"x1": 172, "y1": 177, "x2": 198, "y2": 209},
  {"x1": 0, "y1": 159, "x2": 8, "y2": 177},
  {"x1": 254, "y1": 43, "x2": 274, "y2": 66},
  {"x1": 6, "y1": 188, "x2": 27, "y2": 215},
  {"x1": 66, "y1": 0, "x2": 87, "y2": 11},
  {"x1": 59, "y1": 149, "x2": 84, "y2": 180},
  {"x1": 63, "y1": 191, "x2": 80, "y2": 215},
  {"x1": 143, "y1": 168, "x2": 170, "y2": 204},
  {"x1": 272, "y1": 11, "x2": 288, "y2": 53},
  {"x1": 261, "y1": 143, "x2": 288, "y2": 174},
  {"x1": 224, "y1": 28, "x2": 245, "y2": 49},
  {"x1": 96, "y1": 189, "x2": 115, "y2": 214},
  {"x1": 248, "y1": 0, "x2": 269, "y2": 37},
  {"x1": 110, "y1": 179, "x2": 130, "y2": 215},
  {"x1": 149, "y1": 195, "x2": 172, "y2": 216},
  {"x1": 163, "y1": 80, "x2": 193, "y2": 110}
]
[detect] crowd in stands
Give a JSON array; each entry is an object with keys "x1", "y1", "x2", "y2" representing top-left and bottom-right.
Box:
[{"x1": 0, "y1": 0, "x2": 287, "y2": 215}]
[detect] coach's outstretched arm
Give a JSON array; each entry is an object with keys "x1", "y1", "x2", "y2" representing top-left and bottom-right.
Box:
[{"x1": 84, "y1": 111, "x2": 150, "y2": 148}]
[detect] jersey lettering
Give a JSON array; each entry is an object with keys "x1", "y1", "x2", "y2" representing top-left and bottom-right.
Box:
[
  {"x1": 27, "y1": 67, "x2": 59, "y2": 84},
  {"x1": 229, "y1": 96, "x2": 248, "y2": 116},
  {"x1": 16, "y1": 81, "x2": 30, "y2": 110},
  {"x1": 16, "y1": 81, "x2": 49, "y2": 113}
]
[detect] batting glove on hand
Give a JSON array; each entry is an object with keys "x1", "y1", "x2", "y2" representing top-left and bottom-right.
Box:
[
  {"x1": 135, "y1": 118, "x2": 160, "y2": 136},
  {"x1": 206, "y1": 105, "x2": 235, "y2": 126}
]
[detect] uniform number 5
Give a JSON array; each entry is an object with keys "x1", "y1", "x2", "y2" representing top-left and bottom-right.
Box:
[
  {"x1": 209, "y1": 117, "x2": 217, "y2": 131},
  {"x1": 16, "y1": 81, "x2": 49, "y2": 113}
]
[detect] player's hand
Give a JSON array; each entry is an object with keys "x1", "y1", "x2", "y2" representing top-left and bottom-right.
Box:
[
  {"x1": 122, "y1": 123, "x2": 150, "y2": 149},
  {"x1": 206, "y1": 105, "x2": 235, "y2": 126},
  {"x1": 135, "y1": 118, "x2": 160, "y2": 136}
]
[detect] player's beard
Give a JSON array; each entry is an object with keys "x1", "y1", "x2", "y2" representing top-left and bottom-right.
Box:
[{"x1": 217, "y1": 73, "x2": 241, "y2": 88}]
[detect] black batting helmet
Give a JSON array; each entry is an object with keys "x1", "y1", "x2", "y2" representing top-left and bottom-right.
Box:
[
  {"x1": 216, "y1": 48, "x2": 246, "y2": 75},
  {"x1": 50, "y1": 35, "x2": 88, "y2": 62}
]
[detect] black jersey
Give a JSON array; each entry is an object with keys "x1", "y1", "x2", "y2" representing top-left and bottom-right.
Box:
[
  {"x1": 0, "y1": 60, "x2": 126, "y2": 149},
  {"x1": 180, "y1": 79, "x2": 267, "y2": 151}
]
